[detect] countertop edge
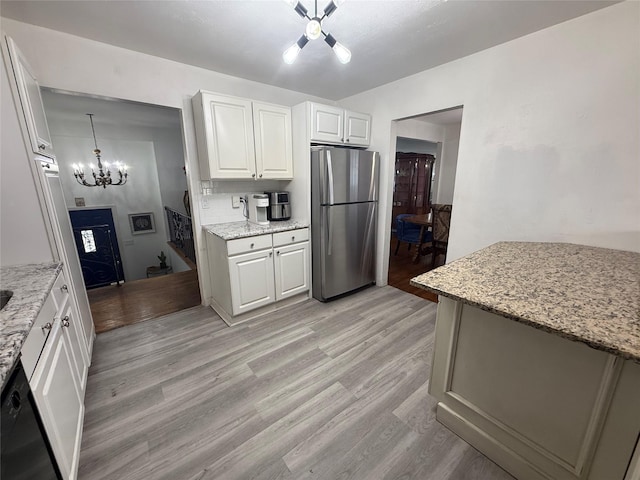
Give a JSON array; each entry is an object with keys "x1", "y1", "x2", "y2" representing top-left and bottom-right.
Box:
[
  {"x1": 203, "y1": 220, "x2": 310, "y2": 240},
  {"x1": 0, "y1": 262, "x2": 63, "y2": 387},
  {"x1": 410, "y1": 279, "x2": 638, "y2": 362}
]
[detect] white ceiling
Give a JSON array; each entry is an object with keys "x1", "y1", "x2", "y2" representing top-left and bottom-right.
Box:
[{"x1": 1, "y1": 0, "x2": 618, "y2": 100}]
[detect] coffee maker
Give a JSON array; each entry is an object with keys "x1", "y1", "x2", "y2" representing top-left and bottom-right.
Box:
[
  {"x1": 265, "y1": 191, "x2": 291, "y2": 221},
  {"x1": 245, "y1": 193, "x2": 270, "y2": 225}
]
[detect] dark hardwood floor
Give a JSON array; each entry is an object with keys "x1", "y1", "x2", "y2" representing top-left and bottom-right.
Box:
[
  {"x1": 87, "y1": 269, "x2": 201, "y2": 334},
  {"x1": 79, "y1": 286, "x2": 513, "y2": 480},
  {"x1": 387, "y1": 236, "x2": 439, "y2": 303}
]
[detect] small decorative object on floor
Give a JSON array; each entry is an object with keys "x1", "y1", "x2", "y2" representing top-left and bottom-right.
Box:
[{"x1": 158, "y1": 251, "x2": 167, "y2": 269}]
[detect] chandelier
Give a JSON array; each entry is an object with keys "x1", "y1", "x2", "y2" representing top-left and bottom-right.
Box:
[
  {"x1": 72, "y1": 113, "x2": 128, "y2": 188},
  {"x1": 283, "y1": 0, "x2": 351, "y2": 64}
]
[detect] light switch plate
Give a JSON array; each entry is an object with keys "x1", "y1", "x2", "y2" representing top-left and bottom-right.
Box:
[
  {"x1": 201, "y1": 196, "x2": 210, "y2": 209},
  {"x1": 231, "y1": 195, "x2": 240, "y2": 208}
]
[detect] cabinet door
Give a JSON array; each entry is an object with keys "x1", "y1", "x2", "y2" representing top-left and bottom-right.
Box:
[
  {"x1": 199, "y1": 92, "x2": 255, "y2": 179},
  {"x1": 344, "y1": 110, "x2": 371, "y2": 146},
  {"x1": 60, "y1": 299, "x2": 89, "y2": 395},
  {"x1": 5, "y1": 36, "x2": 54, "y2": 158},
  {"x1": 274, "y1": 241, "x2": 310, "y2": 301},
  {"x1": 228, "y1": 249, "x2": 275, "y2": 315},
  {"x1": 310, "y1": 103, "x2": 344, "y2": 144},
  {"x1": 253, "y1": 102, "x2": 293, "y2": 179},
  {"x1": 31, "y1": 321, "x2": 84, "y2": 480}
]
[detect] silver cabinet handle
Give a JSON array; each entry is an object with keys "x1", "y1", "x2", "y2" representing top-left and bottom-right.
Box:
[
  {"x1": 61, "y1": 284, "x2": 68, "y2": 292},
  {"x1": 250, "y1": 243, "x2": 255, "y2": 248},
  {"x1": 252, "y1": 173, "x2": 256, "y2": 178},
  {"x1": 42, "y1": 322, "x2": 52, "y2": 332},
  {"x1": 38, "y1": 144, "x2": 46, "y2": 150},
  {"x1": 269, "y1": 252, "x2": 273, "y2": 257},
  {"x1": 276, "y1": 251, "x2": 280, "y2": 255},
  {"x1": 259, "y1": 174, "x2": 263, "y2": 178},
  {"x1": 61, "y1": 316, "x2": 70, "y2": 328},
  {"x1": 291, "y1": 236, "x2": 295, "y2": 241}
]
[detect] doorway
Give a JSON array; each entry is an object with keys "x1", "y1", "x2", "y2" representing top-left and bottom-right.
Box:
[
  {"x1": 69, "y1": 208, "x2": 124, "y2": 289},
  {"x1": 41, "y1": 89, "x2": 201, "y2": 333},
  {"x1": 387, "y1": 107, "x2": 463, "y2": 301}
]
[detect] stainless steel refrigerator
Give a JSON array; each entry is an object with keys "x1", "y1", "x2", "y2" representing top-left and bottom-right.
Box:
[{"x1": 311, "y1": 146, "x2": 379, "y2": 301}]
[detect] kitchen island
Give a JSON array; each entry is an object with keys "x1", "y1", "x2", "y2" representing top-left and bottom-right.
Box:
[{"x1": 411, "y1": 242, "x2": 640, "y2": 480}]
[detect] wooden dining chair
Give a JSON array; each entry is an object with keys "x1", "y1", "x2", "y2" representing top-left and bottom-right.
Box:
[
  {"x1": 429, "y1": 204, "x2": 452, "y2": 268},
  {"x1": 394, "y1": 214, "x2": 432, "y2": 255}
]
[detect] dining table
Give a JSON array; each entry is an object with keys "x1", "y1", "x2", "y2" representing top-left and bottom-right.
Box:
[{"x1": 404, "y1": 213, "x2": 432, "y2": 262}]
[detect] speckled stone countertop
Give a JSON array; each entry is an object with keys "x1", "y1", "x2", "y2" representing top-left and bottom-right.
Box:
[
  {"x1": 0, "y1": 262, "x2": 62, "y2": 387},
  {"x1": 411, "y1": 242, "x2": 640, "y2": 362},
  {"x1": 203, "y1": 220, "x2": 310, "y2": 240}
]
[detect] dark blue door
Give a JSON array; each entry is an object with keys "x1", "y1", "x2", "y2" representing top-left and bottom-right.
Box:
[{"x1": 69, "y1": 208, "x2": 125, "y2": 289}]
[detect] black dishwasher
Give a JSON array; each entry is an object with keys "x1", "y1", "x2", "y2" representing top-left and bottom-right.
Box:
[{"x1": 1, "y1": 359, "x2": 61, "y2": 480}]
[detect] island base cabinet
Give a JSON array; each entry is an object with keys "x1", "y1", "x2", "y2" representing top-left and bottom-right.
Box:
[
  {"x1": 429, "y1": 297, "x2": 640, "y2": 480},
  {"x1": 31, "y1": 321, "x2": 84, "y2": 480},
  {"x1": 228, "y1": 249, "x2": 275, "y2": 315}
]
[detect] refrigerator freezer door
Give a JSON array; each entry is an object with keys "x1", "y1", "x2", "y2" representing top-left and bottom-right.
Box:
[
  {"x1": 312, "y1": 147, "x2": 378, "y2": 205},
  {"x1": 313, "y1": 202, "x2": 377, "y2": 301}
]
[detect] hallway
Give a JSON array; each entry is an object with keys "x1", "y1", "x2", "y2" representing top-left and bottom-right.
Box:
[{"x1": 87, "y1": 270, "x2": 201, "y2": 333}]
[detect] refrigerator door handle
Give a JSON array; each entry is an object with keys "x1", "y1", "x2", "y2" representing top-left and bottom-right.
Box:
[
  {"x1": 326, "y1": 151, "x2": 335, "y2": 205},
  {"x1": 326, "y1": 207, "x2": 334, "y2": 256}
]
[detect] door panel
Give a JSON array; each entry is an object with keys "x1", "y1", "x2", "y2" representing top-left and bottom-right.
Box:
[
  {"x1": 69, "y1": 209, "x2": 124, "y2": 289},
  {"x1": 319, "y1": 202, "x2": 376, "y2": 300},
  {"x1": 228, "y1": 249, "x2": 275, "y2": 315},
  {"x1": 312, "y1": 148, "x2": 378, "y2": 205},
  {"x1": 274, "y1": 242, "x2": 309, "y2": 300}
]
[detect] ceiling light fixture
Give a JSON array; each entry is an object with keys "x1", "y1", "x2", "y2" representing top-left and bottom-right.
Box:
[
  {"x1": 72, "y1": 113, "x2": 128, "y2": 188},
  {"x1": 283, "y1": 0, "x2": 351, "y2": 64}
]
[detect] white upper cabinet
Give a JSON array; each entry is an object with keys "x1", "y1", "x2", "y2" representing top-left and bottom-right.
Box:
[
  {"x1": 192, "y1": 91, "x2": 293, "y2": 180},
  {"x1": 309, "y1": 102, "x2": 371, "y2": 147},
  {"x1": 5, "y1": 36, "x2": 54, "y2": 159},
  {"x1": 344, "y1": 110, "x2": 371, "y2": 146},
  {"x1": 310, "y1": 103, "x2": 344, "y2": 144},
  {"x1": 253, "y1": 102, "x2": 293, "y2": 179}
]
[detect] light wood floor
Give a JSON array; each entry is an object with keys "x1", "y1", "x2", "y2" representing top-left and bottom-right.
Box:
[
  {"x1": 388, "y1": 237, "x2": 439, "y2": 303},
  {"x1": 78, "y1": 286, "x2": 513, "y2": 480},
  {"x1": 87, "y1": 269, "x2": 201, "y2": 334}
]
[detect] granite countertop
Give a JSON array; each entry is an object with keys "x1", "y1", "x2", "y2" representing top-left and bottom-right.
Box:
[
  {"x1": 203, "y1": 220, "x2": 310, "y2": 240},
  {"x1": 411, "y1": 242, "x2": 640, "y2": 362},
  {"x1": 0, "y1": 262, "x2": 62, "y2": 387}
]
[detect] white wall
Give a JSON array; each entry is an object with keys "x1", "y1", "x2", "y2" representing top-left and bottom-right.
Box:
[
  {"x1": 50, "y1": 130, "x2": 170, "y2": 281},
  {"x1": 435, "y1": 123, "x2": 461, "y2": 204},
  {"x1": 152, "y1": 126, "x2": 188, "y2": 214},
  {"x1": 0, "y1": 55, "x2": 54, "y2": 266},
  {"x1": 0, "y1": 16, "x2": 332, "y2": 303},
  {"x1": 396, "y1": 137, "x2": 438, "y2": 155},
  {"x1": 339, "y1": 2, "x2": 640, "y2": 285}
]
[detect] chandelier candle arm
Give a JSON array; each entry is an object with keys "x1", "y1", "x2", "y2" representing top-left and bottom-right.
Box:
[{"x1": 73, "y1": 113, "x2": 128, "y2": 188}]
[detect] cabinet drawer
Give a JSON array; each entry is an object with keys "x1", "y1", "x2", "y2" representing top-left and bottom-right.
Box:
[
  {"x1": 51, "y1": 270, "x2": 69, "y2": 310},
  {"x1": 273, "y1": 228, "x2": 309, "y2": 247},
  {"x1": 21, "y1": 293, "x2": 56, "y2": 381},
  {"x1": 227, "y1": 234, "x2": 272, "y2": 256}
]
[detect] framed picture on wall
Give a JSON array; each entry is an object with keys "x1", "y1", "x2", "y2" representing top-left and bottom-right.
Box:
[{"x1": 129, "y1": 212, "x2": 156, "y2": 235}]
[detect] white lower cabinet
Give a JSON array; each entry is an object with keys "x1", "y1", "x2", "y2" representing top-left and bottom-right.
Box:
[
  {"x1": 20, "y1": 268, "x2": 89, "y2": 480},
  {"x1": 207, "y1": 227, "x2": 310, "y2": 325},
  {"x1": 31, "y1": 320, "x2": 84, "y2": 480},
  {"x1": 229, "y1": 248, "x2": 276, "y2": 314},
  {"x1": 274, "y1": 241, "x2": 310, "y2": 300}
]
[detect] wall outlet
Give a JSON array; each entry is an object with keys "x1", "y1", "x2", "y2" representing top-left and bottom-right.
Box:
[
  {"x1": 201, "y1": 196, "x2": 210, "y2": 209},
  {"x1": 231, "y1": 195, "x2": 241, "y2": 208}
]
